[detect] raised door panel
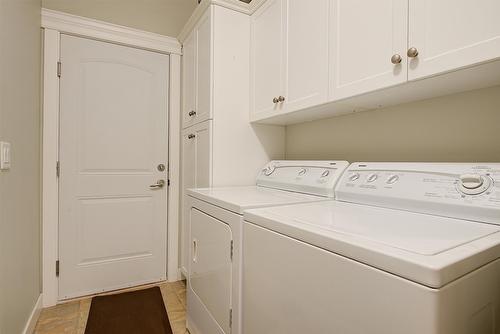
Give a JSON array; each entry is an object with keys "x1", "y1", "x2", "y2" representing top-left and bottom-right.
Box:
[
  {"x1": 330, "y1": 0, "x2": 408, "y2": 100},
  {"x1": 283, "y1": 0, "x2": 329, "y2": 113},
  {"x1": 182, "y1": 30, "x2": 196, "y2": 129},
  {"x1": 251, "y1": 0, "x2": 285, "y2": 117},
  {"x1": 408, "y1": 0, "x2": 500, "y2": 80},
  {"x1": 196, "y1": 9, "x2": 213, "y2": 124}
]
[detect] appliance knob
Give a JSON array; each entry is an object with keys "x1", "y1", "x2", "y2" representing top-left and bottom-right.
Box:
[
  {"x1": 367, "y1": 173, "x2": 378, "y2": 183},
  {"x1": 458, "y1": 174, "x2": 491, "y2": 195},
  {"x1": 298, "y1": 168, "x2": 307, "y2": 176},
  {"x1": 321, "y1": 170, "x2": 330, "y2": 178},
  {"x1": 387, "y1": 175, "x2": 399, "y2": 185},
  {"x1": 262, "y1": 166, "x2": 275, "y2": 176},
  {"x1": 349, "y1": 173, "x2": 360, "y2": 182}
]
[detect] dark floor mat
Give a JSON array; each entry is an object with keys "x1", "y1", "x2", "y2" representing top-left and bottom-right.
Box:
[{"x1": 84, "y1": 286, "x2": 172, "y2": 334}]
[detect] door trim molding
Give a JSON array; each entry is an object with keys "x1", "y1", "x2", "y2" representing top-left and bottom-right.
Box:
[
  {"x1": 42, "y1": 8, "x2": 182, "y2": 55},
  {"x1": 42, "y1": 12, "x2": 182, "y2": 307}
]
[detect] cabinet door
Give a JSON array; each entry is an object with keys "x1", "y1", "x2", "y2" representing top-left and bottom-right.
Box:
[
  {"x1": 283, "y1": 0, "x2": 329, "y2": 113},
  {"x1": 190, "y1": 209, "x2": 232, "y2": 334},
  {"x1": 180, "y1": 120, "x2": 212, "y2": 274},
  {"x1": 330, "y1": 0, "x2": 408, "y2": 100},
  {"x1": 195, "y1": 9, "x2": 213, "y2": 124},
  {"x1": 182, "y1": 30, "x2": 196, "y2": 129},
  {"x1": 408, "y1": 0, "x2": 500, "y2": 80},
  {"x1": 250, "y1": 0, "x2": 285, "y2": 117}
]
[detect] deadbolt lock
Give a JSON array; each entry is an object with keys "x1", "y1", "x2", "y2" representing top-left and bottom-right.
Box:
[{"x1": 157, "y1": 164, "x2": 166, "y2": 172}]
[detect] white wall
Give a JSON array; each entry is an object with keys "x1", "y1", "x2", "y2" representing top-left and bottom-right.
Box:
[
  {"x1": 0, "y1": 0, "x2": 42, "y2": 333},
  {"x1": 42, "y1": 0, "x2": 197, "y2": 37},
  {"x1": 286, "y1": 85, "x2": 500, "y2": 163}
]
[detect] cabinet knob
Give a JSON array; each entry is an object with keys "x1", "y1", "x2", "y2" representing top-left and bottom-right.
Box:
[
  {"x1": 407, "y1": 47, "x2": 419, "y2": 58},
  {"x1": 391, "y1": 54, "x2": 402, "y2": 64},
  {"x1": 188, "y1": 134, "x2": 195, "y2": 139},
  {"x1": 278, "y1": 96, "x2": 285, "y2": 103},
  {"x1": 188, "y1": 110, "x2": 197, "y2": 117},
  {"x1": 273, "y1": 97, "x2": 279, "y2": 104}
]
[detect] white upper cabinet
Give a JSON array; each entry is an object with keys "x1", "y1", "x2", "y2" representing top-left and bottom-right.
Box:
[
  {"x1": 251, "y1": 0, "x2": 284, "y2": 117},
  {"x1": 330, "y1": 0, "x2": 408, "y2": 100},
  {"x1": 285, "y1": 0, "x2": 329, "y2": 112},
  {"x1": 182, "y1": 9, "x2": 212, "y2": 129},
  {"x1": 408, "y1": 0, "x2": 500, "y2": 80},
  {"x1": 251, "y1": 0, "x2": 330, "y2": 118}
]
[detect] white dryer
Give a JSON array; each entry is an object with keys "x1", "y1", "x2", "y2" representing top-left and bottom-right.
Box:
[
  {"x1": 242, "y1": 163, "x2": 500, "y2": 334},
  {"x1": 185, "y1": 160, "x2": 349, "y2": 334}
]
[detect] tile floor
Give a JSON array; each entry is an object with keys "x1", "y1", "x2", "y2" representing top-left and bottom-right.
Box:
[{"x1": 34, "y1": 281, "x2": 188, "y2": 334}]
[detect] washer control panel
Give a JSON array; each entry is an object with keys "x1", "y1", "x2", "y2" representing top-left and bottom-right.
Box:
[
  {"x1": 257, "y1": 161, "x2": 349, "y2": 198},
  {"x1": 337, "y1": 163, "x2": 500, "y2": 225}
]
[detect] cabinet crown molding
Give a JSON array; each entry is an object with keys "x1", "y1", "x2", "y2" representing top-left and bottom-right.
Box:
[
  {"x1": 178, "y1": 0, "x2": 266, "y2": 42},
  {"x1": 41, "y1": 8, "x2": 182, "y2": 55}
]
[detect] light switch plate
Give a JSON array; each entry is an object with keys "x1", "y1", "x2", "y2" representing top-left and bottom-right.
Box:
[{"x1": 0, "y1": 141, "x2": 11, "y2": 170}]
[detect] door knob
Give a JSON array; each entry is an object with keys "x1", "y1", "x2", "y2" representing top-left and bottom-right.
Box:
[
  {"x1": 188, "y1": 110, "x2": 196, "y2": 117},
  {"x1": 391, "y1": 54, "x2": 402, "y2": 64},
  {"x1": 407, "y1": 47, "x2": 419, "y2": 58},
  {"x1": 188, "y1": 134, "x2": 196, "y2": 139},
  {"x1": 150, "y1": 179, "x2": 165, "y2": 189},
  {"x1": 273, "y1": 97, "x2": 279, "y2": 103},
  {"x1": 278, "y1": 96, "x2": 285, "y2": 102}
]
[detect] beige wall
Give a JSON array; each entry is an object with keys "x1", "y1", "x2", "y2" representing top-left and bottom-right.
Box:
[
  {"x1": 0, "y1": 0, "x2": 42, "y2": 333},
  {"x1": 42, "y1": 0, "x2": 197, "y2": 37},
  {"x1": 286, "y1": 86, "x2": 500, "y2": 163}
]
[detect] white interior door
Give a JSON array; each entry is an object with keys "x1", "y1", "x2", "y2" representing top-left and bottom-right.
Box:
[
  {"x1": 330, "y1": 0, "x2": 408, "y2": 100},
  {"x1": 408, "y1": 0, "x2": 500, "y2": 80},
  {"x1": 59, "y1": 35, "x2": 169, "y2": 299}
]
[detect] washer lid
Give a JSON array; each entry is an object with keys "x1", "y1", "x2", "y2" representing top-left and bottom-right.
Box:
[
  {"x1": 187, "y1": 186, "x2": 330, "y2": 214},
  {"x1": 243, "y1": 201, "x2": 500, "y2": 288}
]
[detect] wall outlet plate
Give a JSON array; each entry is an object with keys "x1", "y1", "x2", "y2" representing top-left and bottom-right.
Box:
[{"x1": 0, "y1": 141, "x2": 11, "y2": 170}]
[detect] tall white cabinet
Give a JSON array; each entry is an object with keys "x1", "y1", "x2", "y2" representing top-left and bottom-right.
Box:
[{"x1": 179, "y1": 3, "x2": 285, "y2": 275}]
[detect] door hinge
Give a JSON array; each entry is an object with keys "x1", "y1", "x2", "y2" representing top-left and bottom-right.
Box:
[
  {"x1": 167, "y1": 179, "x2": 171, "y2": 186},
  {"x1": 230, "y1": 240, "x2": 234, "y2": 261},
  {"x1": 229, "y1": 309, "x2": 233, "y2": 328},
  {"x1": 56, "y1": 260, "x2": 60, "y2": 277},
  {"x1": 57, "y1": 61, "x2": 62, "y2": 78},
  {"x1": 56, "y1": 161, "x2": 60, "y2": 178}
]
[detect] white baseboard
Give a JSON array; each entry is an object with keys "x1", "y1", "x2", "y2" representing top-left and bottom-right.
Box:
[{"x1": 22, "y1": 293, "x2": 43, "y2": 334}]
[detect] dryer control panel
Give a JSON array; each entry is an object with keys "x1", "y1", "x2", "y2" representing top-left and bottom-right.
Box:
[
  {"x1": 336, "y1": 163, "x2": 500, "y2": 225},
  {"x1": 257, "y1": 161, "x2": 349, "y2": 198}
]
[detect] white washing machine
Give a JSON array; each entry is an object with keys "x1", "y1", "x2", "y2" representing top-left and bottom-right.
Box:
[
  {"x1": 185, "y1": 160, "x2": 349, "y2": 334},
  {"x1": 242, "y1": 163, "x2": 500, "y2": 334}
]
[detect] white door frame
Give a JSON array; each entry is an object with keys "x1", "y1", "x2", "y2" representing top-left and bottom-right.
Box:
[{"x1": 41, "y1": 9, "x2": 182, "y2": 307}]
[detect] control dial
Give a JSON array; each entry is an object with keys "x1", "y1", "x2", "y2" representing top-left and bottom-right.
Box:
[
  {"x1": 262, "y1": 166, "x2": 275, "y2": 176},
  {"x1": 457, "y1": 174, "x2": 492, "y2": 195},
  {"x1": 348, "y1": 173, "x2": 360, "y2": 182}
]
